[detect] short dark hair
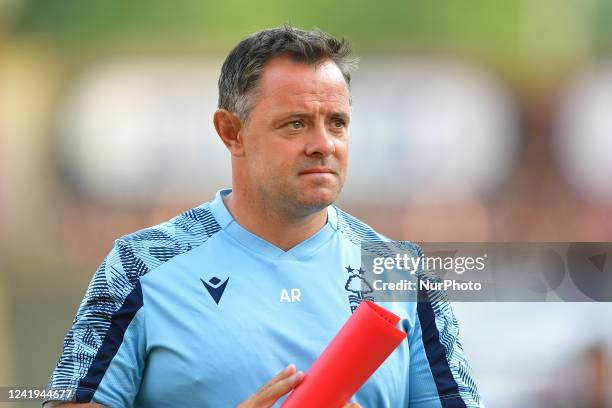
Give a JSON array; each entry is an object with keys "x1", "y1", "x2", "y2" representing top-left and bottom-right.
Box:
[{"x1": 218, "y1": 25, "x2": 356, "y2": 123}]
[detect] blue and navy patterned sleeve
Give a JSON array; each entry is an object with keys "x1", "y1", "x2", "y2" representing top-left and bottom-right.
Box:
[
  {"x1": 334, "y1": 207, "x2": 484, "y2": 406},
  {"x1": 408, "y1": 262, "x2": 485, "y2": 407},
  {"x1": 45, "y1": 204, "x2": 221, "y2": 406},
  {"x1": 44, "y1": 204, "x2": 221, "y2": 406},
  {"x1": 45, "y1": 241, "x2": 146, "y2": 406}
]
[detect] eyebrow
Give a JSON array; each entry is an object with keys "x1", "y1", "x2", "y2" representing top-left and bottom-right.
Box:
[
  {"x1": 276, "y1": 111, "x2": 350, "y2": 123},
  {"x1": 330, "y1": 111, "x2": 350, "y2": 121}
]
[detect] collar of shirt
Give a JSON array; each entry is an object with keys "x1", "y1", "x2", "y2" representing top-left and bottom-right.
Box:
[{"x1": 209, "y1": 188, "x2": 339, "y2": 261}]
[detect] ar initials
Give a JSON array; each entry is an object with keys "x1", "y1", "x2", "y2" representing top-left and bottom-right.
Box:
[{"x1": 280, "y1": 288, "x2": 301, "y2": 303}]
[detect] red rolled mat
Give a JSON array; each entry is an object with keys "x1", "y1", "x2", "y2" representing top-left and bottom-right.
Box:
[{"x1": 280, "y1": 301, "x2": 407, "y2": 408}]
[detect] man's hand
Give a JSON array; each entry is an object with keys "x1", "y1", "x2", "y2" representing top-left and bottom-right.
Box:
[{"x1": 237, "y1": 364, "x2": 361, "y2": 408}]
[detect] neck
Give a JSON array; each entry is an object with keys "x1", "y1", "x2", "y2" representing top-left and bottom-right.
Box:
[{"x1": 223, "y1": 188, "x2": 328, "y2": 251}]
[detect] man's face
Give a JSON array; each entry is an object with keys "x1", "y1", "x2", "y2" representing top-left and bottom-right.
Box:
[{"x1": 238, "y1": 56, "x2": 350, "y2": 215}]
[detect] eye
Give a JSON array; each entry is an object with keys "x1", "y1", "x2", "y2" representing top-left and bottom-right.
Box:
[
  {"x1": 332, "y1": 118, "x2": 346, "y2": 128},
  {"x1": 287, "y1": 120, "x2": 304, "y2": 130}
]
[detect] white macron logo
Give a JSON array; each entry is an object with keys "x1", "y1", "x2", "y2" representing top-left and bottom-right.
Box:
[{"x1": 280, "y1": 288, "x2": 301, "y2": 303}]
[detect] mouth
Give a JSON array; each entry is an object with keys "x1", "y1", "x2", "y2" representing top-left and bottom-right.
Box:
[{"x1": 299, "y1": 167, "x2": 336, "y2": 175}]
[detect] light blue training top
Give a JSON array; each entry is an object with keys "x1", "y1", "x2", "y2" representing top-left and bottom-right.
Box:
[{"x1": 46, "y1": 188, "x2": 484, "y2": 407}]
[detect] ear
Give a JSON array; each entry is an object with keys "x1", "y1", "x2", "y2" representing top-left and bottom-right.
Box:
[{"x1": 213, "y1": 109, "x2": 245, "y2": 156}]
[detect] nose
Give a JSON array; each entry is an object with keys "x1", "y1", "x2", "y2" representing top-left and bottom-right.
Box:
[{"x1": 304, "y1": 123, "x2": 335, "y2": 157}]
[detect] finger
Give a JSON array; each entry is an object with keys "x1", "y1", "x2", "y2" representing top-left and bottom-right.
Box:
[
  {"x1": 258, "y1": 364, "x2": 296, "y2": 393},
  {"x1": 256, "y1": 370, "x2": 304, "y2": 404}
]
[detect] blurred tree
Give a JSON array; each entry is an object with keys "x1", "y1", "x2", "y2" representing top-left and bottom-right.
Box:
[{"x1": 7, "y1": 0, "x2": 522, "y2": 56}]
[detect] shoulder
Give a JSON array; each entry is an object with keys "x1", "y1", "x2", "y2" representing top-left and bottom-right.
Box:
[
  {"x1": 333, "y1": 205, "x2": 422, "y2": 257},
  {"x1": 101, "y1": 201, "x2": 222, "y2": 294},
  {"x1": 46, "y1": 201, "x2": 224, "y2": 397},
  {"x1": 334, "y1": 205, "x2": 388, "y2": 244}
]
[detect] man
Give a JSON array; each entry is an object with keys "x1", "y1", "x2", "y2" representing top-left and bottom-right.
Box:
[{"x1": 45, "y1": 26, "x2": 484, "y2": 407}]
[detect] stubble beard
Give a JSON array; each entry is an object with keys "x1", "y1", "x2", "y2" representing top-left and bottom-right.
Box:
[{"x1": 259, "y1": 176, "x2": 344, "y2": 219}]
